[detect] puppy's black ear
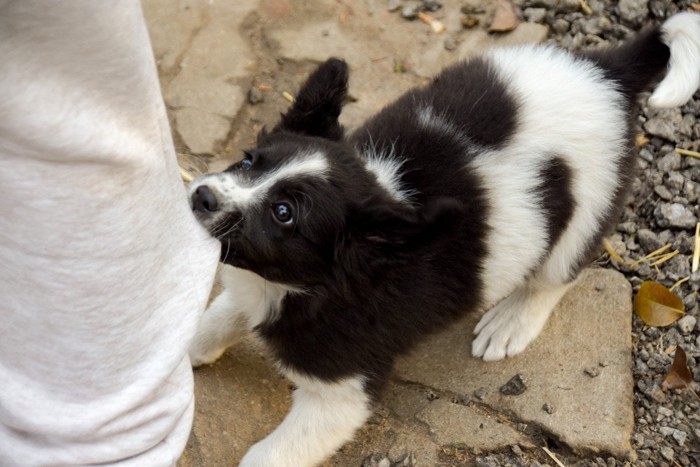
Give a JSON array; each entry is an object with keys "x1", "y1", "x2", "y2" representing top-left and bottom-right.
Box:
[
  {"x1": 354, "y1": 197, "x2": 466, "y2": 250},
  {"x1": 274, "y1": 58, "x2": 348, "y2": 140}
]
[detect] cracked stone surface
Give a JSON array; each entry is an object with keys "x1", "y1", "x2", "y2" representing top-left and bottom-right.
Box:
[
  {"x1": 142, "y1": 1, "x2": 634, "y2": 465},
  {"x1": 394, "y1": 268, "x2": 634, "y2": 457}
]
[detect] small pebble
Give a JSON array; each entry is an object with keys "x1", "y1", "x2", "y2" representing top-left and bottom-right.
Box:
[
  {"x1": 543, "y1": 402, "x2": 555, "y2": 414},
  {"x1": 451, "y1": 394, "x2": 471, "y2": 406},
  {"x1": 584, "y1": 366, "x2": 600, "y2": 378},
  {"x1": 524, "y1": 7, "x2": 547, "y2": 23},
  {"x1": 443, "y1": 37, "x2": 457, "y2": 51},
  {"x1": 401, "y1": 5, "x2": 419, "y2": 20},
  {"x1": 461, "y1": 15, "x2": 480, "y2": 28},
  {"x1": 248, "y1": 87, "x2": 264, "y2": 105},
  {"x1": 362, "y1": 453, "x2": 391, "y2": 467},
  {"x1": 422, "y1": 1, "x2": 442, "y2": 13},
  {"x1": 500, "y1": 374, "x2": 528, "y2": 396},
  {"x1": 654, "y1": 185, "x2": 674, "y2": 201},
  {"x1": 654, "y1": 203, "x2": 698, "y2": 230},
  {"x1": 672, "y1": 429, "x2": 688, "y2": 447},
  {"x1": 474, "y1": 387, "x2": 488, "y2": 400},
  {"x1": 392, "y1": 452, "x2": 416, "y2": 467},
  {"x1": 660, "y1": 447, "x2": 675, "y2": 462},
  {"x1": 677, "y1": 315, "x2": 697, "y2": 334}
]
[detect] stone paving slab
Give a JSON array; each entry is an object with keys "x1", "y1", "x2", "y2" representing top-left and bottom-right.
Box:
[{"x1": 394, "y1": 268, "x2": 634, "y2": 457}]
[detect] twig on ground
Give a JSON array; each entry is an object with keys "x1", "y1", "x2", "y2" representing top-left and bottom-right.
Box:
[{"x1": 542, "y1": 446, "x2": 567, "y2": 467}]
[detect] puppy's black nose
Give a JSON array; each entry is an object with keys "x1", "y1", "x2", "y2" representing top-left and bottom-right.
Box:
[{"x1": 192, "y1": 186, "x2": 218, "y2": 213}]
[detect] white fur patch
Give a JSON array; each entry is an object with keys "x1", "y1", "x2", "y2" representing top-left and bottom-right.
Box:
[
  {"x1": 649, "y1": 12, "x2": 700, "y2": 108},
  {"x1": 188, "y1": 150, "x2": 330, "y2": 227},
  {"x1": 416, "y1": 104, "x2": 468, "y2": 144},
  {"x1": 240, "y1": 372, "x2": 371, "y2": 467},
  {"x1": 472, "y1": 45, "x2": 627, "y2": 310},
  {"x1": 361, "y1": 140, "x2": 415, "y2": 202},
  {"x1": 188, "y1": 265, "x2": 293, "y2": 366}
]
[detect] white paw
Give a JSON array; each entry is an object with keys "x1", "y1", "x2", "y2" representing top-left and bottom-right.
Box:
[
  {"x1": 188, "y1": 337, "x2": 227, "y2": 368},
  {"x1": 239, "y1": 441, "x2": 265, "y2": 467},
  {"x1": 471, "y1": 295, "x2": 543, "y2": 361},
  {"x1": 240, "y1": 439, "x2": 286, "y2": 467}
]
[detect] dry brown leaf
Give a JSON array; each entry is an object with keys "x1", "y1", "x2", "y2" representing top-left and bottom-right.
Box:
[
  {"x1": 489, "y1": 0, "x2": 520, "y2": 33},
  {"x1": 633, "y1": 281, "x2": 685, "y2": 327},
  {"x1": 661, "y1": 346, "x2": 693, "y2": 391}
]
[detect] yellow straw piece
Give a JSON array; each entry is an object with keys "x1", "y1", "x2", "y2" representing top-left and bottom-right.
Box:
[
  {"x1": 670, "y1": 276, "x2": 690, "y2": 292},
  {"x1": 630, "y1": 243, "x2": 673, "y2": 266},
  {"x1": 282, "y1": 91, "x2": 295, "y2": 103},
  {"x1": 603, "y1": 238, "x2": 628, "y2": 264},
  {"x1": 649, "y1": 250, "x2": 679, "y2": 267},
  {"x1": 675, "y1": 148, "x2": 700, "y2": 159},
  {"x1": 179, "y1": 166, "x2": 194, "y2": 183},
  {"x1": 692, "y1": 222, "x2": 700, "y2": 273}
]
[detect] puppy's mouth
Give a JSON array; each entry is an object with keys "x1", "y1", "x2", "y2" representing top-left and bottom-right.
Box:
[{"x1": 206, "y1": 212, "x2": 244, "y2": 242}]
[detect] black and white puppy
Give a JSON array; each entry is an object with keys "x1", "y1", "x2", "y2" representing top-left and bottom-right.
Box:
[{"x1": 188, "y1": 13, "x2": 700, "y2": 467}]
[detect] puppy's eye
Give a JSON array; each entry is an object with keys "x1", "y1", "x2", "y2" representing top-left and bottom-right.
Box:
[
  {"x1": 272, "y1": 202, "x2": 294, "y2": 225},
  {"x1": 238, "y1": 152, "x2": 254, "y2": 170}
]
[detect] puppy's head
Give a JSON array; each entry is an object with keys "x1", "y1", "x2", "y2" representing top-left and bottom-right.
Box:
[{"x1": 189, "y1": 59, "x2": 465, "y2": 287}]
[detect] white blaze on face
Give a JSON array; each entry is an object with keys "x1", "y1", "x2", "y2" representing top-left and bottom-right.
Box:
[{"x1": 188, "y1": 150, "x2": 330, "y2": 226}]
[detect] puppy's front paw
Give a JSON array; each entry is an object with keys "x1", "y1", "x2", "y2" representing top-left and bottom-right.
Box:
[
  {"x1": 188, "y1": 337, "x2": 227, "y2": 368},
  {"x1": 472, "y1": 282, "x2": 572, "y2": 361},
  {"x1": 471, "y1": 290, "x2": 544, "y2": 361},
  {"x1": 471, "y1": 301, "x2": 536, "y2": 361},
  {"x1": 240, "y1": 439, "x2": 284, "y2": 467}
]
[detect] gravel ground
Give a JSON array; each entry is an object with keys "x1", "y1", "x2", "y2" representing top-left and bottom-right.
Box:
[
  {"x1": 367, "y1": 1, "x2": 700, "y2": 466},
  {"x1": 534, "y1": 1, "x2": 700, "y2": 466}
]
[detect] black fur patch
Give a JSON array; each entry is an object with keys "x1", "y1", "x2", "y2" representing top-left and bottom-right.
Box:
[
  {"x1": 537, "y1": 157, "x2": 575, "y2": 250},
  {"x1": 583, "y1": 27, "x2": 670, "y2": 106},
  {"x1": 356, "y1": 57, "x2": 518, "y2": 155},
  {"x1": 273, "y1": 58, "x2": 348, "y2": 141}
]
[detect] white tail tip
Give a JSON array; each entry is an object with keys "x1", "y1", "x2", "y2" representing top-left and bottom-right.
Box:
[{"x1": 649, "y1": 12, "x2": 700, "y2": 108}]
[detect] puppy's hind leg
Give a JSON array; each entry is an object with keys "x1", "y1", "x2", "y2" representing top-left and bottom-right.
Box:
[
  {"x1": 471, "y1": 278, "x2": 576, "y2": 361},
  {"x1": 240, "y1": 372, "x2": 373, "y2": 467}
]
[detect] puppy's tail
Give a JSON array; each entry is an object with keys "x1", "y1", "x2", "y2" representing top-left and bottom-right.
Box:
[{"x1": 586, "y1": 12, "x2": 700, "y2": 108}]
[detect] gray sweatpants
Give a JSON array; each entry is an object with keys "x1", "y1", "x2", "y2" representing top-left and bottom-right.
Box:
[{"x1": 0, "y1": 1, "x2": 220, "y2": 465}]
